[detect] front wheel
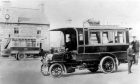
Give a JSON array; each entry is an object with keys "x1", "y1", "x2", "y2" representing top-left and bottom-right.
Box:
[
  {"x1": 49, "y1": 63, "x2": 64, "y2": 78},
  {"x1": 41, "y1": 64, "x2": 50, "y2": 76},
  {"x1": 100, "y1": 56, "x2": 115, "y2": 73}
]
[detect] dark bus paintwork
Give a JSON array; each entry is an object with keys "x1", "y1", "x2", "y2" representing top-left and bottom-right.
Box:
[{"x1": 41, "y1": 26, "x2": 130, "y2": 77}]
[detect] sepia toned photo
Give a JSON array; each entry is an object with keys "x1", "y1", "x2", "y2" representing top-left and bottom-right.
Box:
[{"x1": 0, "y1": 0, "x2": 140, "y2": 84}]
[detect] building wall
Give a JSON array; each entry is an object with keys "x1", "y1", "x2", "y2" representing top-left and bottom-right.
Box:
[
  {"x1": 0, "y1": 23, "x2": 50, "y2": 51},
  {"x1": 0, "y1": 2, "x2": 50, "y2": 52}
]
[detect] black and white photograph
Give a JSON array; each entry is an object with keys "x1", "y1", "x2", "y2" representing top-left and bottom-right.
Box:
[{"x1": 0, "y1": 0, "x2": 140, "y2": 84}]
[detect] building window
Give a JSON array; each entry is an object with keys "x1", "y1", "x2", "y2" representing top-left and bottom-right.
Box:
[
  {"x1": 14, "y1": 27, "x2": 19, "y2": 34},
  {"x1": 37, "y1": 30, "x2": 41, "y2": 34}
]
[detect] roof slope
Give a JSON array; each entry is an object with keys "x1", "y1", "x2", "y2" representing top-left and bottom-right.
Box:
[{"x1": 0, "y1": 6, "x2": 49, "y2": 24}]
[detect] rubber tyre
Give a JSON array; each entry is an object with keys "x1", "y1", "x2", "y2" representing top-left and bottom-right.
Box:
[
  {"x1": 41, "y1": 64, "x2": 50, "y2": 76},
  {"x1": 100, "y1": 56, "x2": 115, "y2": 73},
  {"x1": 49, "y1": 63, "x2": 64, "y2": 78},
  {"x1": 16, "y1": 53, "x2": 25, "y2": 60}
]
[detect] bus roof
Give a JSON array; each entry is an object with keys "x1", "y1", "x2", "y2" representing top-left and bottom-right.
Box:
[
  {"x1": 4, "y1": 37, "x2": 37, "y2": 39},
  {"x1": 87, "y1": 25, "x2": 128, "y2": 30},
  {"x1": 50, "y1": 25, "x2": 129, "y2": 31}
]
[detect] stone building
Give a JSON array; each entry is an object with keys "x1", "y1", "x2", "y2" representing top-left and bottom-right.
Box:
[{"x1": 0, "y1": 1, "x2": 50, "y2": 51}]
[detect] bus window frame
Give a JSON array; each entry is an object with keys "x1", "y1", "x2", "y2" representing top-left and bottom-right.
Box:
[
  {"x1": 77, "y1": 28, "x2": 84, "y2": 45},
  {"x1": 84, "y1": 28, "x2": 89, "y2": 45},
  {"x1": 101, "y1": 30, "x2": 115, "y2": 44},
  {"x1": 11, "y1": 38, "x2": 37, "y2": 47},
  {"x1": 84, "y1": 29, "x2": 127, "y2": 46},
  {"x1": 114, "y1": 30, "x2": 126, "y2": 44},
  {"x1": 88, "y1": 29, "x2": 102, "y2": 45}
]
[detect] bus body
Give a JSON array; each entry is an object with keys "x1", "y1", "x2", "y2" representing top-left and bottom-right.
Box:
[
  {"x1": 1, "y1": 37, "x2": 40, "y2": 60},
  {"x1": 41, "y1": 26, "x2": 130, "y2": 77}
]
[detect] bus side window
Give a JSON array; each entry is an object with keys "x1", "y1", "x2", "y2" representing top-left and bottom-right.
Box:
[
  {"x1": 14, "y1": 39, "x2": 18, "y2": 47},
  {"x1": 32, "y1": 39, "x2": 36, "y2": 47},
  {"x1": 89, "y1": 31, "x2": 101, "y2": 45},
  {"x1": 102, "y1": 32, "x2": 109, "y2": 44},
  {"x1": 66, "y1": 34, "x2": 70, "y2": 42},
  {"x1": 102, "y1": 31, "x2": 114, "y2": 44},
  {"x1": 114, "y1": 31, "x2": 124, "y2": 43},
  {"x1": 126, "y1": 31, "x2": 129, "y2": 43},
  {"x1": 115, "y1": 36, "x2": 119, "y2": 43},
  {"x1": 78, "y1": 29, "x2": 84, "y2": 45},
  {"x1": 84, "y1": 28, "x2": 88, "y2": 45}
]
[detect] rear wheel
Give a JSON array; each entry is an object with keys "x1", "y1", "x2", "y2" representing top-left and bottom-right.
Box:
[
  {"x1": 16, "y1": 53, "x2": 25, "y2": 60},
  {"x1": 49, "y1": 63, "x2": 64, "y2": 78},
  {"x1": 100, "y1": 56, "x2": 115, "y2": 73}
]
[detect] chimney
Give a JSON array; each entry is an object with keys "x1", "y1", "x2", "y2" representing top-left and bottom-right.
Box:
[{"x1": 38, "y1": 3, "x2": 45, "y2": 13}]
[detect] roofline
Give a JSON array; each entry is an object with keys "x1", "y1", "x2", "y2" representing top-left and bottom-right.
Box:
[
  {"x1": 52, "y1": 26, "x2": 128, "y2": 30},
  {"x1": 50, "y1": 27, "x2": 76, "y2": 31},
  {"x1": 0, "y1": 6, "x2": 40, "y2": 10},
  {"x1": 10, "y1": 37, "x2": 37, "y2": 39},
  {"x1": 0, "y1": 22, "x2": 50, "y2": 26}
]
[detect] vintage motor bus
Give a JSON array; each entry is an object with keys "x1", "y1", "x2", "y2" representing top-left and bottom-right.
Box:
[
  {"x1": 41, "y1": 26, "x2": 130, "y2": 77},
  {"x1": 1, "y1": 37, "x2": 40, "y2": 60}
]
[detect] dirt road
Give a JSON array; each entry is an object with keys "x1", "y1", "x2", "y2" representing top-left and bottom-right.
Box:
[{"x1": 0, "y1": 57, "x2": 140, "y2": 84}]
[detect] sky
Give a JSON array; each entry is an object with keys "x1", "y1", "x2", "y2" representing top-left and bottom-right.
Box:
[{"x1": 0, "y1": 0, "x2": 140, "y2": 41}]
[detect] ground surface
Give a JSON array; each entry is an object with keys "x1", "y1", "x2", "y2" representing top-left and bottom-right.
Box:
[{"x1": 0, "y1": 56, "x2": 140, "y2": 84}]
